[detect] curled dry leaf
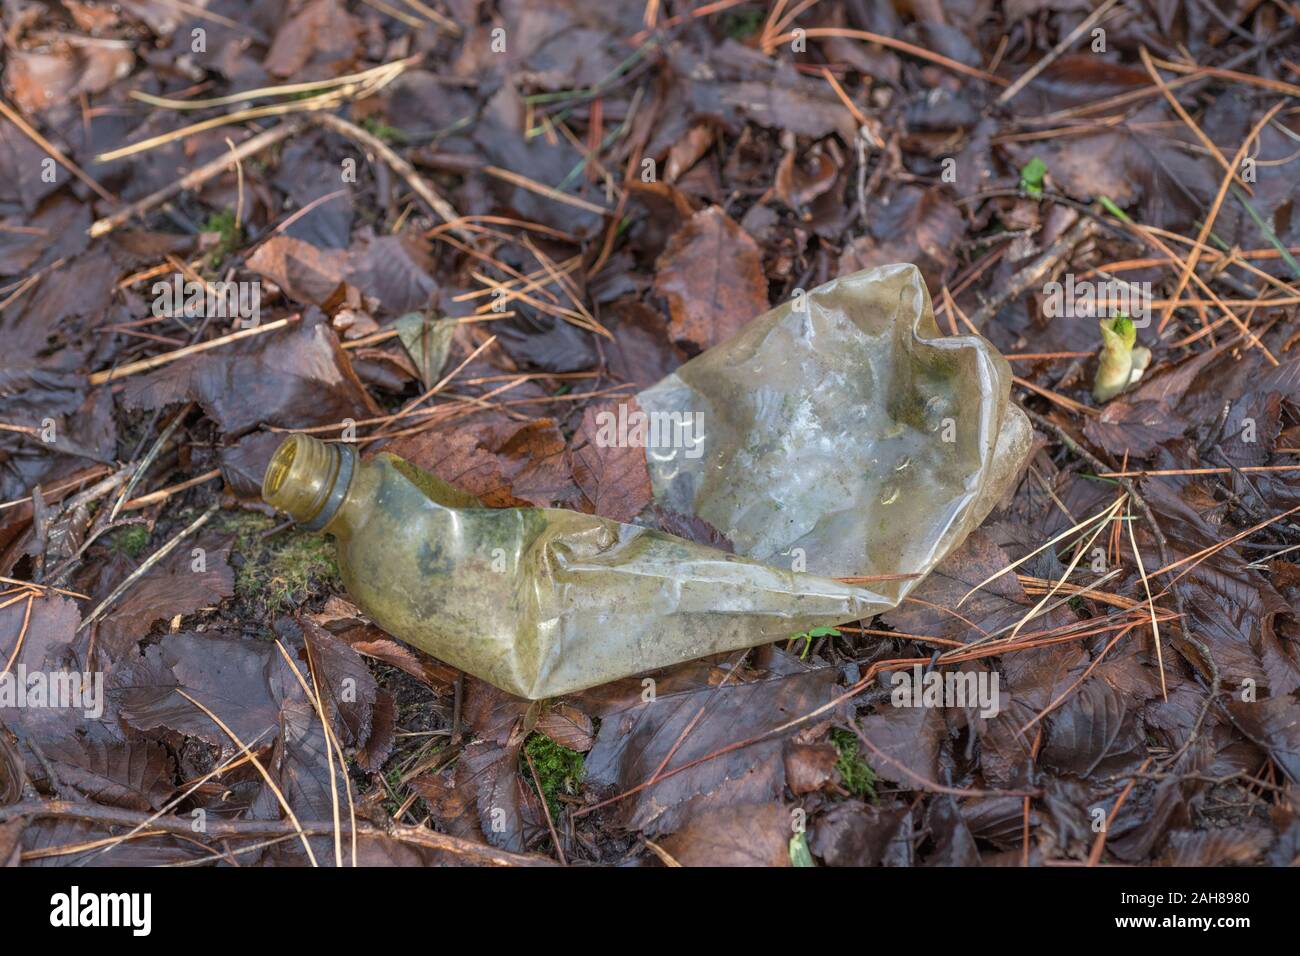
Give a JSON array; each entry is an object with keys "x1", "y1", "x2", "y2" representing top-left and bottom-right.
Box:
[
  {"x1": 783, "y1": 741, "x2": 841, "y2": 795},
  {"x1": 122, "y1": 312, "x2": 381, "y2": 435}
]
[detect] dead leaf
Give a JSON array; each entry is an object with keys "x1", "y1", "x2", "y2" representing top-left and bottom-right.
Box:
[
  {"x1": 112, "y1": 631, "x2": 290, "y2": 754},
  {"x1": 536, "y1": 702, "x2": 594, "y2": 753},
  {"x1": 657, "y1": 801, "x2": 792, "y2": 866},
  {"x1": 262, "y1": 0, "x2": 361, "y2": 78},
  {"x1": 809, "y1": 799, "x2": 914, "y2": 866},
  {"x1": 301, "y1": 617, "x2": 394, "y2": 772},
  {"x1": 569, "y1": 400, "x2": 654, "y2": 522},
  {"x1": 783, "y1": 741, "x2": 840, "y2": 794},
  {"x1": 653, "y1": 206, "x2": 769, "y2": 352},
  {"x1": 583, "y1": 648, "x2": 842, "y2": 836},
  {"x1": 43, "y1": 736, "x2": 173, "y2": 811},
  {"x1": 386, "y1": 415, "x2": 578, "y2": 508},
  {"x1": 98, "y1": 534, "x2": 235, "y2": 660},
  {"x1": 122, "y1": 311, "x2": 381, "y2": 434},
  {"x1": 838, "y1": 187, "x2": 962, "y2": 292},
  {"x1": 4, "y1": 45, "x2": 133, "y2": 114}
]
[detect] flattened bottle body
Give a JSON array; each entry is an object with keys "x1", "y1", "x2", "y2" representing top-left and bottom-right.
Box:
[{"x1": 263, "y1": 436, "x2": 880, "y2": 698}]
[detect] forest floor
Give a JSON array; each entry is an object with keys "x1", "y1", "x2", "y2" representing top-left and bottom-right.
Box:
[{"x1": 1, "y1": 0, "x2": 1299, "y2": 867}]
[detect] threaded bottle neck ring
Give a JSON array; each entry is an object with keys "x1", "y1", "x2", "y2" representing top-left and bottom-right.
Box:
[{"x1": 262, "y1": 435, "x2": 356, "y2": 532}]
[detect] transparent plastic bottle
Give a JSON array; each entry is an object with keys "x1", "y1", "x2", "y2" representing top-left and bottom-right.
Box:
[
  {"x1": 262, "y1": 264, "x2": 1031, "y2": 700},
  {"x1": 263, "y1": 434, "x2": 882, "y2": 699}
]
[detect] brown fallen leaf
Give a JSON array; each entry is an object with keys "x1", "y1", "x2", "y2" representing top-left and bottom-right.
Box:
[
  {"x1": 300, "y1": 617, "x2": 394, "y2": 773},
  {"x1": 1226, "y1": 692, "x2": 1300, "y2": 784},
  {"x1": 245, "y1": 235, "x2": 348, "y2": 306},
  {"x1": 122, "y1": 311, "x2": 381, "y2": 435},
  {"x1": 809, "y1": 799, "x2": 915, "y2": 866},
  {"x1": 112, "y1": 631, "x2": 291, "y2": 754},
  {"x1": 653, "y1": 206, "x2": 770, "y2": 352},
  {"x1": 262, "y1": 0, "x2": 361, "y2": 78},
  {"x1": 447, "y1": 679, "x2": 546, "y2": 854},
  {"x1": 1039, "y1": 675, "x2": 1146, "y2": 778},
  {"x1": 21, "y1": 817, "x2": 210, "y2": 866},
  {"x1": 855, "y1": 703, "x2": 948, "y2": 790},
  {"x1": 0, "y1": 592, "x2": 81, "y2": 674},
  {"x1": 535, "y1": 702, "x2": 594, "y2": 753},
  {"x1": 0, "y1": 728, "x2": 25, "y2": 806},
  {"x1": 4, "y1": 45, "x2": 133, "y2": 114},
  {"x1": 343, "y1": 235, "x2": 440, "y2": 315},
  {"x1": 0, "y1": 819, "x2": 22, "y2": 866},
  {"x1": 0, "y1": 122, "x2": 64, "y2": 214},
  {"x1": 42, "y1": 736, "x2": 173, "y2": 811},
  {"x1": 97, "y1": 534, "x2": 235, "y2": 660},
  {"x1": 408, "y1": 767, "x2": 483, "y2": 842},
  {"x1": 783, "y1": 740, "x2": 841, "y2": 795},
  {"x1": 601, "y1": 299, "x2": 686, "y2": 388},
  {"x1": 923, "y1": 793, "x2": 982, "y2": 865},
  {"x1": 219, "y1": 431, "x2": 286, "y2": 500},
  {"x1": 248, "y1": 234, "x2": 439, "y2": 314},
  {"x1": 0, "y1": 195, "x2": 87, "y2": 272},
  {"x1": 582, "y1": 647, "x2": 842, "y2": 836},
  {"x1": 665, "y1": 123, "x2": 715, "y2": 183},
  {"x1": 838, "y1": 186, "x2": 962, "y2": 293},
  {"x1": 569, "y1": 400, "x2": 654, "y2": 522},
  {"x1": 773, "y1": 144, "x2": 840, "y2": 213},
  {"x1": 349, "y1": 830, "x2": 555, "y2": 867},
  {"x1": 386, "y1": 415, "x2": 579, "y2": 508},
  {"x1": 882, "y1": 527, "x2": 1072, "y2": 643},
  {"x1": 1158, "y1": 827, "x2": 1273, "y2": 866},
  {"x1": 657, "y1": 801, "x2": 792, "y2": 867},
  {"x1": 307, "y1": 597, "x2": 459, "y2": 693}
]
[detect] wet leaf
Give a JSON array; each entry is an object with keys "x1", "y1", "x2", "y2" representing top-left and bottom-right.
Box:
[
  {"x1": 809, "y1": 800, "x2": 914, "y2": 867},
  {"x1": 301, "y1": 617, "x2": 393, "y2": 772},
  {"x1": 113, "y1": 632, "x2": 289, "y2": 753},
  {"x1": 535, "y1": 702, "x2": 594, "y2": 753},
  {"x1": 783, "y1": 740, "x2": 840, "y2": 794},
  {"x1": 583, "y1": 649, "x2": 841, "y2": 836},
  {"x1": 42, "y1": 736, "x2": 172, "y2": 811},
  {"x1": 838, "y1": 187, "x2": 962, "y2": 292}
]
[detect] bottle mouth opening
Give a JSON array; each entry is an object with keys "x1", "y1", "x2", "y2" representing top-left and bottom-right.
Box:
[
  {"x1": 262, "y1": 435, "x2": 355, "y2": 531},
  {"x1": 264, "y1": 439, "x2": 297, "y2": 499}
]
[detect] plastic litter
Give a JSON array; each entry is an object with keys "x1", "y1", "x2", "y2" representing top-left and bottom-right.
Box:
[{"x1": 262, "y1": 263, "x2": 1031, "y2": 698}]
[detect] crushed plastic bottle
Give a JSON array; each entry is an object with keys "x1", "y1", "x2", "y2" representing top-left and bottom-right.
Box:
[
  {"x1": 262, "y1": 263, "x2": 1031, "y2": 699},
  {"x1": 263, "y1": 433, "x2": 882, "y2": 698},
  {"x1": 636, "y1": 262, "x2": 1032, "y2": 606}
]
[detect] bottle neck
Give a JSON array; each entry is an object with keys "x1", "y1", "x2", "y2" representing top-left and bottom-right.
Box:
[{"x1": 262, "y1": 435, "x2": 357, "y2": 533}]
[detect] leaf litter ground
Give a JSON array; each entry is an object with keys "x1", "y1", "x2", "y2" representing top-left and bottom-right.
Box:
[{"x1": 1, "y1": 0, "x2": 1299, "y2": 867}]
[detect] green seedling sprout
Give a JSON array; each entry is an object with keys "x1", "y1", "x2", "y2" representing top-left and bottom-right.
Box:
[
  {"x1": 1019, "y1": 157, "x2": 1047, "y2": 198},
  {"x1": 1093, "y1": 314, "x2": 1151, "y2": 403},
  {"x1": 791, "y1": 626, "x2": 840, "y2": 660}
]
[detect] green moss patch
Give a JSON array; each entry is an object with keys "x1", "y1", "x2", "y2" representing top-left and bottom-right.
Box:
[
  {"x1": 830, "y1": 727, "x2": 876, "y2": 800},
  {"x1": 522, "y1": 732, "x2": 585, "y2": 819},
  {"x1": 219, "y1": 512, "x2": 340, "y2": 612}
]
